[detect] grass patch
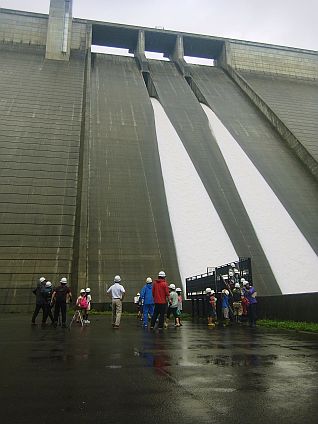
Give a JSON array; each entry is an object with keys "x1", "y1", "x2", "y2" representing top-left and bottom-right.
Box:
[{"x1": 258, "y1": 319, "x2": 318, "y2": 333}]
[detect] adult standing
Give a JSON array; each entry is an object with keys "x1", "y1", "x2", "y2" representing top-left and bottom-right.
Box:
[
  {"x1": 150, "y1": 271, "x2": 169, "y2": 330},
  {"x1": 31, "y1": 276, "x2": 46, "y2": 324},
  {"x1": 107, "y1": 275, "x2": 126, "y2": 328},
  {"x1": 139, "y1": 277, "x2": 154, "y2": 328},
  {"x1": 243, "y1": 281, "x2": 257, "y2": 327},
  {"x1": 42, "y1": 281, "x2": 54, "y2": 324},
  {"x1": 52, "y1": 277, "x2": 72, "y2": 328}
]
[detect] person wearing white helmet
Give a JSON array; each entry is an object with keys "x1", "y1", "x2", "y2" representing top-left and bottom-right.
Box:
[
  {"x1": 150, "y1": 271, "x2": 170, "y2": 330},
  {"x1": 166, "y1": 283, "x2": 180, "y2": 327},
  {"x1": 31, "y1": 276, "x2": 47, "y2": 325},
  {"x1": 139, "y1": 277, "x2": 155, "y2": 328},
  {"x1": 76, "y1": 289, "x2": 88, "y2": 312},
  {"x1": 107, "y1": 275, "x2": 126, "y2": 328},
  {"x1": 83, "y1": 288, "x2": 92, "y2": 324},
  {"x1": 42, "y1": 281, "x2": 54, "y2": 324},
  {"x1": 232, "y1": 282, "x2": 243, "y2": 323},
  {"x1": 243, "y1": 281, "x2": 258, "y2": 327},
  {"x1": 205, "y1": 288, "x2": 217, "y2": 327},
  {"x1": 52, "y1": 277, "x2": 72, "y2": 328},
  {"x1": 221, "y1": 289, "x2": 230, "y2": 325},
  {"x1": 133, "y1": 292, "x2": 142, "y2": 320}
]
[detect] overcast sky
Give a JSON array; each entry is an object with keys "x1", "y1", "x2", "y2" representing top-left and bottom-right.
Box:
[{"x1": 1, "y1": 0, "x2": 317, "y2": 51}]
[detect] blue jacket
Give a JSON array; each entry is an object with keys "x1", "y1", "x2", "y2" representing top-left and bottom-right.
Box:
[
  {"x1": 140, "y1": 283, "x2": 154, "y2": 305},
  {"x1": 222, "y1": 294, "x2": 229, "y2": 309}
]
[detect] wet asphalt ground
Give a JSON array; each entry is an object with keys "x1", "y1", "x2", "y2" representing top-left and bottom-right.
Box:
[{"x1": 1, "y1": 314, "x2": 318, "y2": 424}]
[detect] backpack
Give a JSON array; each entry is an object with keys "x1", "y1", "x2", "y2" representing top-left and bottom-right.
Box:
[{"x1": 79, "y1": 295, "x2": 88, "y2": 309}]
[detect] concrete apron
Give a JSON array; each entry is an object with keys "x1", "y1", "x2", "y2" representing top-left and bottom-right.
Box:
[{"x1": 1, "y1": 314, "x2": 318, "y2": 424}]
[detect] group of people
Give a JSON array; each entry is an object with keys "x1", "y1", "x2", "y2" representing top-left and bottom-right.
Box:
[
  {"x1": 108, "y1": 271, "x2": 182, "y2": 330},
  {"x1": 206, "y1": 278, "x2": 257, "y2": 327},
  {"x1": 31, "y1": 276, "x2": 92, "y2": 327},
  {"x1": 32, "y1": 269, "x2": 257, "y2": 330}
]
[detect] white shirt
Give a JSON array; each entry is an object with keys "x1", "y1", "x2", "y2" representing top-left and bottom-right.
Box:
[{"x1": 107, "y1": 283, "x2": 125, "y2": 299}]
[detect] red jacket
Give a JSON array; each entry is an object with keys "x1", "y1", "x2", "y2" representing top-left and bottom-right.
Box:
[{"x1": 152, "y1": 279, "x2": 169, "y2": 304}]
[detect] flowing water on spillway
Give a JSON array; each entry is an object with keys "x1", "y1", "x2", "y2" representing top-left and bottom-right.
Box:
[
  {"x1": 151, "y1": 98, "x2": 237, "y2": 288},
  {"x1": 202, "y1": 104, "x2": 318, "y2": 294}
]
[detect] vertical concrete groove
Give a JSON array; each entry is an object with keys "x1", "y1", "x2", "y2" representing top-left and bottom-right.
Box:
[
  {"x1": 71, "y1": 46, "x2": 91, "y2": 294},
  {"x1": 222, "y1": 64, "x2": 318, "y2": 181}
]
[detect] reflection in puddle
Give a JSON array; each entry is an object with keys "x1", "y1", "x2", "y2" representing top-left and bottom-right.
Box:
[
  {"x1": 29, "y1": 352, "x2": 89, "y2": 362},
  {"x1": 199, "y1": 354, "x2": 277, "y2": 367},
  {"x1": 105, "y1": 365, "x2": 122, "y2": 369}
]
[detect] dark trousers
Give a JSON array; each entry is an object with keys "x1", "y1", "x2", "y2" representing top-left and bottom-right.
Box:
[
  {"x1": 248, "y1": 303, "x2": 257, "y2": 326},
  {"x1": 43, "y1": 304, "x2": 54, "y2": 323},
  {"x1": 32, "y1": 304, "x2": 45, "y2": 323},
  {"x1": 150, "y1": 304, "x2": 166, "y2": 329},
  {"x1": 54, "y1": 302, "x2": 67, "y2": 324}
]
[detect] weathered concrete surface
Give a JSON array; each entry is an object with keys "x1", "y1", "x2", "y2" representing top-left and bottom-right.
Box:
[
  {"x1": 0, "y1": 44, "x2": 85, "y2": 308},
  {"x1": 87, "y1": 54, "x2": 180, "y2": 301},
  {"x1": 1, "y1": 315, "x2": 317, "y2": 424}
]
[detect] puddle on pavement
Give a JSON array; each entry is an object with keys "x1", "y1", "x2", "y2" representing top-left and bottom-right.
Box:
[{"x1": 197, "y1": 354, "x2": 278, "y2": 367}]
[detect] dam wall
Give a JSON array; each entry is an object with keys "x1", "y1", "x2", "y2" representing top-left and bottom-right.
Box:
[{"x1": 0, "y1": 5, "x2": 317, "y2": 310}]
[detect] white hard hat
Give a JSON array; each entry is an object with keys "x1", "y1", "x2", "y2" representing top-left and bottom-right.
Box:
[
  {"x1": 243, "y1": 280, "x2": 248, "y2": 286},
  {"x1": 146, "y1": 277, "x2": 152, "y2": 283},
  {"x1": 230, "y1": 263, "x2": 235, "y2": 267},
  {"x1": 206, "y1": 288, "x2": 212, "y2": 293},
  {"x1": 45, "y1": 281, "x2": 52, "y2": 287},
  {"x1": 80, "y1": 289, "x2": 85, "y2": 294},
  {"x1": 158, "y1": 271, "x2": 166, "y2": 278},
  {"x1": 168, "y1": 283, "x2": 175, "y2": 290},
  {"x1": 176, "y1": 287, "x2": 181, "y2": 292},
  {"x1": 114, "y1": 275, "x2": 121, "y2": 282},
  {"x1": 235, "y1": 283, "x2": 240, "y2": 288},
  {"x1": 39, "y1": 277, "x2": 46, "y2": 283},
  {"x1": 60, "y1": 277, "x2": 67, "y2": 284},
  {"x1": 137, "y1": 292, "x2": 140, "y2": 296},
  {"x1": 85, "y1": 288, "x2": 91, "y2": 293},
  {"x1": 240, "y1": 278, "x2": 245, "y2": 282}
]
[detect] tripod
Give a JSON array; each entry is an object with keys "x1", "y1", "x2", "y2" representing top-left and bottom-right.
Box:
[{"x1": 69, "y1": 309, "x2": 84, "y2": 328}]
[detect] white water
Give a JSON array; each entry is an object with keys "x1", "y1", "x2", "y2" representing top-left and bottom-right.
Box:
[
  {"x1": 202, "y1": 104, "x2": 318, "y2": 294},
  {"x1": 151, "y1": 98, "x2": 237, "y2": 289}
]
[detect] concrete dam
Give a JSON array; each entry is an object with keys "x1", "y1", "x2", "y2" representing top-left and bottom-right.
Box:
[{"x1": 0, "y1": 1, "x2": 318, "y2": 310}]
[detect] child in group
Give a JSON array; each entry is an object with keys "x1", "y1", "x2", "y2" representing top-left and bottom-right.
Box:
[
  {"x1": 165, "y1": 284, "x2": 180, "y2": 328},
  {"x1": 221, "y1": 289, "x2": 230, "y2": 325},
  {"x1": 241, "y1": 280, "x2": 249, "y2": 320},
  {"x1": 83, "y1": 287, "x2": 91, "y2": 324},
  {"x1": 134, "y1": 292, "x2": 142, "y2": 320},
  {"x1": 205, "y1": 288, "x2": 217, "y2": 327},
  {"x1": 176, "y1": 287, "x2": 183, "y2": 326},
  {"x1": 243, "y1": 281, "x2": 257, "y2": 327},
  {"x1": 76, "y1": 289, "x2": 88, "y2": 323}
]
